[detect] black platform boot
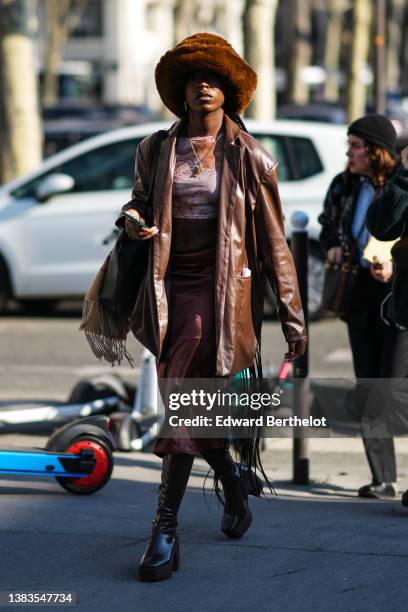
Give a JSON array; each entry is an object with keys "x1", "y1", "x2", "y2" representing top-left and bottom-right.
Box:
[
  {"x1": 201, "y1": 447, "x2": 263, "y2": 539},
  {"x1": 139, "y1": 453, "x2": 194, "y2": 582}
]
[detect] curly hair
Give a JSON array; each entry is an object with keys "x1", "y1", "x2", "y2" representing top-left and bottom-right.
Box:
[{"x1": 366, "y1": 144, "x2": 398, "y2": 188}]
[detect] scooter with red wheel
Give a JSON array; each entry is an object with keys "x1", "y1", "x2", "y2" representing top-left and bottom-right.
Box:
[{"x1": 0, "y1": 415, "x2": 114, "y2": 495}]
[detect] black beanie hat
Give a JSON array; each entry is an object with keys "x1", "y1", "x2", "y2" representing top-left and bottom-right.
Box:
[{"x1": 348, "y1": 114, "x2": 397, "y2": 155}]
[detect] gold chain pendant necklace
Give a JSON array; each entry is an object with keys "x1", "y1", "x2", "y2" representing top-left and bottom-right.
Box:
[{"x1": 189, "y1": 130, "x2": 223, "y2": 177}]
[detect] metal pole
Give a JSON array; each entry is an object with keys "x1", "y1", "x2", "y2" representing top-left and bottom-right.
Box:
[
  {"x1": 374, "y1": 0, "x2": 387, "y2": 114},
  {"x1": 290, "y1": 211, "x2": 310, "y2": 485}
]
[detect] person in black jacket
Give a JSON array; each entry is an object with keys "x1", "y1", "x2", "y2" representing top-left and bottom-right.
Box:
[
  {"x1": 365, "y1": 145, "x2": 408, "y2": 506},
  {"x1": 366, "y1": 148, "x2": 408, "y2": 328},
  {"x1": 319, "y1": 114, "x2": 408, "y2": 500}
]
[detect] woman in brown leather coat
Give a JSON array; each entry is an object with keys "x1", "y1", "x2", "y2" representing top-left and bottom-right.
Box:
[{"x1": 119, "y1": 33, "x2": 307, "y2": 582}]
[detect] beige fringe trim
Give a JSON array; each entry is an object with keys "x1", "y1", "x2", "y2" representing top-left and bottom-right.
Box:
[{"x1": 79, "y1": 297, "x2": 134, "y2": 368}]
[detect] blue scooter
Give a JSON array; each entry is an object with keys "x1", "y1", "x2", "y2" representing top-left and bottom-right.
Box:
[{"x1": 0, "y1": 415, "x2": 114, "y2": 495}]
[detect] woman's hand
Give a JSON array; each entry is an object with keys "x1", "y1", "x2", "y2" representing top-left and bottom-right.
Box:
[
  {"x1": 401, "y1": 146, "x2": 408, "y2": 170},
  {"x1": 285, "y1": 339, "x2": 307, "y2": 362},
  {"x1": 327, "y1": 246, "x2": 343, "y2": 264},
  {"x1": 369, "y1": 258, "x2": 393, "y2": 283},
  {"x1": 124, "y1": 210, "x2": 159, "y2": 241}
]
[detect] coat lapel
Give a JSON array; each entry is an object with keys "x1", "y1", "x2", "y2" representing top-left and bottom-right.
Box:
[
  {"x1": 152, "y1": 114, "x2": 243, "y2": 363},
  {"x1": 153, "y1": 120, "x2": 180, "y2": 278},
  {"x1": 152, "y1": 119, "x2": 181, "y2": 352},
  {"x1": 215, "y1": 116, "x2": 242, "y2": 369}
]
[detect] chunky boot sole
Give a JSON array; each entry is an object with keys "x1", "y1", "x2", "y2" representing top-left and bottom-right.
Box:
[
  {"x1": 139, "y1": 540, "x2": 180, "y2": 582},
  {"x1": 222, "y1": 506, "x2": 252, "y2": 540}
]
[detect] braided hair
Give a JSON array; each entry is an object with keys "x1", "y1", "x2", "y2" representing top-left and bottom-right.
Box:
[{"x1": 227, "y1": 111, "x2": 249, "y2": 133}]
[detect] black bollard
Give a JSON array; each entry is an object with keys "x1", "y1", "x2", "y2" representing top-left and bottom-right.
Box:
[{"x1": 290, "y1": 212, "x2": 310, "y2": 485}]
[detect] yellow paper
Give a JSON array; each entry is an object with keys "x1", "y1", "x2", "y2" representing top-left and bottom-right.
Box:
[{"x1": 363, "y1": 236, "x2": 397, "y2": 263}]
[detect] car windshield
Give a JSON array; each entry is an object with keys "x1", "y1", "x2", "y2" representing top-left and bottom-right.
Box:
[
  {"x1": 253, "y1": 135, "x2": 290, "y2": 181},
  {"x1": 11, "y1": 138, "x2": 140, "y2": 200}
]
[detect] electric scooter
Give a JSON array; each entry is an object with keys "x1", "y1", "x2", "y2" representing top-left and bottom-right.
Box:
[
  {"x1": 0, "y1": 350, "x2": 293, "y2": 455},
  {"x1": 0, "y1": 351, "x2": 157, "y2": 451},
  {"x1": 0, "y1": 375, "x2": 131, "y2": 432},
  {"x1": 109, "y1": 349, "x2": 160, "y2": 451},
  {"x1": 0, "y1": 415, "x2": 114, "y2": 494}
]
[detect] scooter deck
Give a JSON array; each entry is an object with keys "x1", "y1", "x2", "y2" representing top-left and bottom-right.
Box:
[
  {"x1": 0, "y1": 448, "x2": 95, "y2": 477},
  {"x1": 0, "y1": 397, "x2": 121, "y2": 429}
]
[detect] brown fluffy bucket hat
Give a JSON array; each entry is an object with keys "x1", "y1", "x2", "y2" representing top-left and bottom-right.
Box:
[{"x1": 155, "y1": 32, "x2": 257, "y2": 117}]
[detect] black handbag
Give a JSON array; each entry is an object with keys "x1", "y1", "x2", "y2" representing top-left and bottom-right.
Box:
[
  {"x1": 320, "y1": 223, "x2": 367, "y2": 316},
  {"x1": 320, "y1": 258, "x2": 360, "y2": 315},
  {"x1": 99, "y1": 130, "x2": 166, "y2": 317},
  {"x1": 99, "y1": 231, "x2": 148, "y2": 316}
]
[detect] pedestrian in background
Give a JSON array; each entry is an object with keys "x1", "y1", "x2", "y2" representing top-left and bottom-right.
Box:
[
  {"x1": 319, "y1": 114, "x2": 406, "y2": 500},
  {"x1": 116, "y1": 33, "x2": 307, "y2": 581},
  {"x1": 365, "y1": 144, "x2": 408, "y2": 506}
]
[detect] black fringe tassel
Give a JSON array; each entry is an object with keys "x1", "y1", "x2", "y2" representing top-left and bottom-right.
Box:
[{"x1": 209, "y1": 112, "x2": 276, "y2": 502}]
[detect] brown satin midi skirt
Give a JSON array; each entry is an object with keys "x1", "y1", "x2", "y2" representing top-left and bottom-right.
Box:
[{"x1": 153, "y1": 218, "x2": 226, "y2": 456}]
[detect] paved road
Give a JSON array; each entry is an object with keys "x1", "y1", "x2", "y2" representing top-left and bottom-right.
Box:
[
  {"x1": 1, "y1": 307, "x2": 408, "y2": 611},
  {"x1": 1, "y1": 435, "x2": 408, "y2": 612},
  {"x1": 0, "y1": 305, "x2": 353, "y2": 402}
]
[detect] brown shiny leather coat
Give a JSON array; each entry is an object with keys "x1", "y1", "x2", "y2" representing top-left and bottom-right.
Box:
[{"x1": 119, "y1": 114, "x2": 307, "y2": 376}]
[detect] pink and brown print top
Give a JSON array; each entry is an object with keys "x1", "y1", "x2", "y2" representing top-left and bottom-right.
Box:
[{"x1": 172, "y1": 134, "x2": 224, "y2": 219}]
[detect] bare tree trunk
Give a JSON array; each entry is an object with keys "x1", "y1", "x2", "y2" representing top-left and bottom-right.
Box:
[
  {"x1": 387, "y1": 0, "x2": 405, "y2": 94},
  {"x1": 287, "y1": 0, "x2": 312, "y2": 105},
  {"x1": 243, "y1": 0, "x2": 278, "y2": 119},
  {"x1": 214, "y1": 0, "x2": 244, "y2": 51},
  {"x1": 149, "y1": 0, "x2": 176, "y2": 118},
  {"x1": 373, "y1": 0, "x2": 386, "y2": 114},
  {"x1": 0, "y1": 0, "x2": 42, "y2": 183},
  {"x1": 346, "y1": 0, "x2": 372, "y2": 122},
  {"x1": 401, "y1": 3, "x2": 408, "y2": 95},
  {"x1": 42, "y1": 0, "x2": 88, "y2": 106},
  {"x1": 42, "y1": 0, "x2": 68, "y2": 106},
  {"x1": 324, "y1": 0, "x2": 349, "y2": 101},
  {"x1": 196, "y1": 0, "x2": 216, "y2": 30},
  {"x1": 173, "y1": 0, "x2": 197, "y2": 44}
]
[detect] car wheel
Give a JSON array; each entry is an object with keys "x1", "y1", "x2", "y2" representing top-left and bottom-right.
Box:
[
  {"x1": 263, "y1": 243, "x2": 325, "y2": 321},
  {"x1": 0, "y1": 257, "x2": 11, "y2": 315}
]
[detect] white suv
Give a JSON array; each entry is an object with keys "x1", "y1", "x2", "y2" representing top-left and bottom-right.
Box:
[{"x1": 0, "y1": 120, "x2": 347, "y2": 317}]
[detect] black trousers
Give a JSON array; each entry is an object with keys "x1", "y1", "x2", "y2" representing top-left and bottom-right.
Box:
[{"x1": 347, "y1": 272, "x2": 408, "y2": 483}]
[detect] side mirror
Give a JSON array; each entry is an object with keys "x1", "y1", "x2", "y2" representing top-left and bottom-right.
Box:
[{"x1": 36, "y1": 173, "x2": 75, "y2": 203}]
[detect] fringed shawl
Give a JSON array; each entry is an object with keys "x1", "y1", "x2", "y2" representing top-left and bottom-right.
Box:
[{"x1": 79, "y1": 252, "x2": 134, "y2": 367}]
